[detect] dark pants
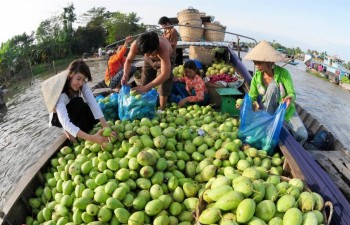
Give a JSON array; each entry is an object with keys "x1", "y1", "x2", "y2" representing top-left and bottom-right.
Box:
[
  {"x1": 142, "y1": 59, "x2": 173, "y2": 97},
  {"x1": 51, "y1": 97, "x2": 98, "y2": 133}
]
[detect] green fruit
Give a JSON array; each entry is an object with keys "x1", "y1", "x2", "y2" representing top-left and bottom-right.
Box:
[
  {"x1": 183, "y1": 197, "x2": 198, "y2": 211},
  {"x1": 98, "y1": 206, "x2": 112, "y2": 222},
  {"x1": 137, "y1": 151, "x2": 156, "y2": 166},
  {"x1": 128, "y1": 211, "x2": 145, "y2": 225},
  {"x1": 276, "y1": 195, "x2": 295, "y2": 212},
  {"x1": 207, "y1": 185, "x2": 233, "y2": 202},
  {"x1": 133, "y1": 195, "x2": 147, "y2": 210},
  {"x1": 298, "y1": 192, "x2": 315, "y2": 212},
  {"x1": 114, "y1": 208, "x2": 130, "y2": 223},
  {"x1": 93, "y1": 173, "x2": 107, "y2": 186},
  {"x1": 102, "y1": 127, "x2": 112, "y2": 137},
  {"x1": 145, "y1": 199, "x2": 164, "y2": 216},
  {"x1": 214, "y1": 191, "x2": 244, "y2": 210},
  {"x1": 112, "y1": 186, "x2": 128, "y2": 201},
  {"x1": 255, "y1": 200, "x2": 276, "y2": 222},
  {"x1": 136, "y1": 178, "x2": 152, "y2": 190},
  {"x1": 183, "y1": 182, "x2": 197, "y2": 197},
  {"x1": 198, "y1": 207, "x2": 221, "y2": 224},
  {"x1": 94, "y1": 191, "x2": 110, "y2": 204},
  {"x1": 169, "y1": 202, "x2": 182, "y2": 216},
  {"x1": 236, "y1": 198, "x2": 256, "y2": 223},
  {"x1": 86, "y1": 204, "x2": 99, "y2": 216},
  {"x1": 283, "y1": 208, "x2": 302, "y2": 225}
]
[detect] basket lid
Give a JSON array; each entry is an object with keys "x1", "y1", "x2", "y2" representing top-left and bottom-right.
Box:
[{"x1": 177, "y1": 6, "x2": 199, "y2": 16}]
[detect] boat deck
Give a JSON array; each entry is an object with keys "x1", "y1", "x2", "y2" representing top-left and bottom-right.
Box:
[
  {"x1": 295, "y1": 103, "x2": 350, "y2": 201},
  {"x1": 310, "y1": 150, "x2": 350, "y2": 201}
]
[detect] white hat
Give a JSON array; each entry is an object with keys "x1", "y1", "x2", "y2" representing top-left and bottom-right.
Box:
[
  {"x1": 244, "y1": 40, "x2": 286, "y2": 62},
  {"x1": 41, "y1": 70, "x2": 69, "y2": 112}
]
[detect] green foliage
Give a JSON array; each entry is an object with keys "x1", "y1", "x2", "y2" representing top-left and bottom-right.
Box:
[
  {"x1": 104, "y1": 12, "x2": 146, "y2": 44},
  {"x1": 341, "y1": 76, "x2": 350, "y2": 84},
  {"x1": 0, "y1": 5, "x2": 147, "y2": 85}
]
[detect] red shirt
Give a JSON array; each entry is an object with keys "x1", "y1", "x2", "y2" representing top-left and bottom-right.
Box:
[
  {"x1": 104, "y1": 46, "x2": 127, "y2": 85},
  {"x1": 179, "y1": 75, "x2": 208, "y2": 102}
]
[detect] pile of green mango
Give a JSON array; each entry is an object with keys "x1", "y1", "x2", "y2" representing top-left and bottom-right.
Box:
[{"x1": 25, "y1": 103, "x2": 326, "y2": 225}]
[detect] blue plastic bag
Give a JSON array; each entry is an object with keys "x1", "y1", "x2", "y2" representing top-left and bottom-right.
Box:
[
  {"x1": 238, "y1": 93, "x2": 286, "y2": 155},
  {"x1": 118, "y1": 85, "x2": 158, "y2": 121},
  {"x1": 96, "y1": 93, "x2": 119, "y2": 121},
  {"x1": 169, "y1": 82, "x2": 187, "y2": 103}
]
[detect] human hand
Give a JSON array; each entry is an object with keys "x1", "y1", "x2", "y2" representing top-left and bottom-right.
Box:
[
  {"x1": 132, "y1": 85, "x2": 149, "y2": 94},
  {"x1": 125, "y1": 36, "x2": 133, "y2": 44},
  {"x1": 121, "y1": 75, "x2": 129, "y2": 85},
  {"x1": 91, "y1": 129, "x2": 109, "y2": 145},
  {"x1": 235, "y1": 103, "x2": 241, "y2": 110},
  {"x1": 252, "y1": 101, "x2": 260, "y2": 111},
  {"x1": 178, "y1": 98, "x2": 187, "y2": 107},
  {"x1": 282, "y1": 96, "x2": 292, "y2": 108},
  {"x1": 101, "y1": 126, "x2": 118, "y2": 141}
]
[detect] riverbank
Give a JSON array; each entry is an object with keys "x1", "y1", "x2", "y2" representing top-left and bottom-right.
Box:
[
  {"x1": 305, "y1": 67, "x2": 350, "y2": 91},
  {"x1": 340, "y1": 83, "x2": 350, "y2": 91}
]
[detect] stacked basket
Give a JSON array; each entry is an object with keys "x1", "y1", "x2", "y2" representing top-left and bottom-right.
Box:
[
  {"x1": 203, "y1": 22, "x2": 226, "y2": 42},
  {"x1": 189, "y1": 46, "x2": 216, "y2": 66},
  {"x1": 177, "y1": 7, "x2": 203, "y2": 42}
]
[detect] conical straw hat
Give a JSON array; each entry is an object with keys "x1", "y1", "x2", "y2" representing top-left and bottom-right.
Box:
[
  {"x1": 41, "y1": 70, "x2": 69, "y2": 112},
  {"x1": 244, "y1": 40, "x2": 286, "y2": 62}
]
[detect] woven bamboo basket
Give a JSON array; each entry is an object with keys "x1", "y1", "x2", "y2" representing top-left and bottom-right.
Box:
[
  {"x1": 189, "y1": 46, "x2": 215, "y2": 66},
  {"x1": 280, "y1": 176, "x2": 333, "y2": 225},
  {"x1": 177, "y1": 7, "x2": 201, "y2": 24},
  {"x1": 179, "y1": 20, "x2": 204, "y2": 42},
  {"x1": 194, "y1": 177, "x2": 334, "y2": 225},
  {"x1": 203, "y1": 22, "x2": 226, "y2": 42}
]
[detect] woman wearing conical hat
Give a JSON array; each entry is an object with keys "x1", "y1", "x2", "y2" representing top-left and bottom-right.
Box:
[
  {"x1": 241, "y1": 40, "x2": 308, "y2": 145},
  {"x1": 41, "y1": 59, "x2": 115, "y2": 144}
]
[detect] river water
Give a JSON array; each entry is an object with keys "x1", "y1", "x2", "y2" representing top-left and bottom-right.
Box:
[{"x1": 0, "y1": 57, "x2": 349, "y2": 209}]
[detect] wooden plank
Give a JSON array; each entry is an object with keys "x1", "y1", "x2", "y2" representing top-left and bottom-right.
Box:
[
  {"x1": 330, "y1": 159, "x2": 350, "y2": 182},
  {"x1": 318, "y1": 159, "x2": 350, "y2": 199},
  {"x1": 310, "y1": 150, "x2": 344, "y2": 160},
  {"x1": 279, "y1": 143, "x2": 305, "y2": 180},
  {"x1": 310, "y1": 150, "x2": 350, "y2": 179}
]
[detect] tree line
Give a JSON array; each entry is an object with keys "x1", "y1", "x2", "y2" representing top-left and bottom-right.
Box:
[{"x1": 0, "y1": 4, "x2": 147, "y2": 87}]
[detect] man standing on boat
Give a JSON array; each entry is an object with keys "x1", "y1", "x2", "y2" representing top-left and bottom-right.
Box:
[
  {"x1": 158, "y1": 16, "x2": 180, "y2": 65},
  {"x1": 121, "y1": 31, "x2": 173, "y2": 110}
]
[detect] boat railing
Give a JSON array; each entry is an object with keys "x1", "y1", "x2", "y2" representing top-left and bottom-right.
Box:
[{"x1": 105, "y1": 24, "x2": 258, "y2": 57}]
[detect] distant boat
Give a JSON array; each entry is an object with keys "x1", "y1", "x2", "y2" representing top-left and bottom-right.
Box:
[
  {"x1": 305, "y1": 54, "x2": 350, "y2": 84},
  {"x1": 276, "y1": 48, "x2": 297, "y2": 65}
]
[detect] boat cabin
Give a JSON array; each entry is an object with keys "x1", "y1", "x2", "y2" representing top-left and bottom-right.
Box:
[{"x1": 323, "y1": 56, "x2": 344, "y2": 69}]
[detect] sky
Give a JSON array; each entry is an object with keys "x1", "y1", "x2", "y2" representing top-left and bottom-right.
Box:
[{"x1": 1, "y1": 0, "x2": 350, "y2": 62}]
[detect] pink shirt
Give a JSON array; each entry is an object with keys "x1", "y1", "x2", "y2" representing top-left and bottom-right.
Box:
[{"x1": 179, "y1": 75, "x2": 207, "y2": 102}]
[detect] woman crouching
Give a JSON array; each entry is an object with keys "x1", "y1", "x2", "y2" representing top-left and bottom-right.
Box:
[{"x1": 42, "y1": 59, "x2": 115, "y2": 144}]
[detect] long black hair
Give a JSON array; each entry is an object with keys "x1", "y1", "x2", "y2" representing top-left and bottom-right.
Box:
[
  {"x1": 63, "y1": 59, "x2": 92, "y2": 97},
  {"x1": 183, "y1": 60, "x2": 199, "y2": 74}
]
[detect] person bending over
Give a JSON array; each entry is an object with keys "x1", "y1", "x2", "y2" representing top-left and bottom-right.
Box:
[{"x1": 121, "y1": 31, "x2": 173, "y2": 110}]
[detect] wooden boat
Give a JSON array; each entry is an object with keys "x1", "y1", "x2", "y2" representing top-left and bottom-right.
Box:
[
  {"x1": 305, "y1": 54, "x2": 350, "y2": 84},
  {"x1": 1, "y1": 26, "x2": 350, "y2": 225}
]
